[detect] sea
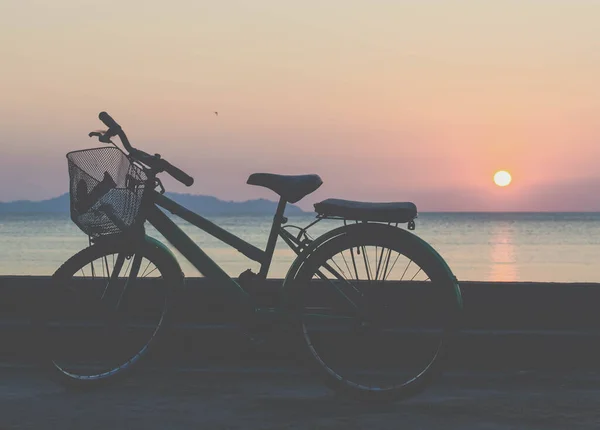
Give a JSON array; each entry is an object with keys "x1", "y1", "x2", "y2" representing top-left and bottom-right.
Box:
[{"x1": 0, "y1": 212, "x2": 599, "y2": 283}]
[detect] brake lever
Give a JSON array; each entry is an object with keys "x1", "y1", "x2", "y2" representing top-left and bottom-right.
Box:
[
  {"x1": 88, "y1": 130, "x2": 113, "y2": 144},
  {"x1": 99, "y1": 134, "x2": 114, "y2": 144}
]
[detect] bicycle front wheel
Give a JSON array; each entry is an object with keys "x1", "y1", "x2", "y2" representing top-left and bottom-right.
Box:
[
  {"x1": 289, "y1": 222, "x2": 462, "y2": 402},
  {"x1": 44, "y1": 238, "x2": 182, "y2": 387}
]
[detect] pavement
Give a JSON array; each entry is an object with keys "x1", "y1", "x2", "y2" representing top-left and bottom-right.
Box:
[{"x1": 0, "y1": 366, "x2": 599, "y2": 429}]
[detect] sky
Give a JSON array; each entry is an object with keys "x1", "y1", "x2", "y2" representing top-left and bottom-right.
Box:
[{"x1": 1, "y1": 0, "x2": 600, "y2": 211}]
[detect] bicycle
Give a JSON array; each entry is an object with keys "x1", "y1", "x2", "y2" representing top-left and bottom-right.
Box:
[{"x1": 44, "y1": 112, "x2": 463, "y2": 402}]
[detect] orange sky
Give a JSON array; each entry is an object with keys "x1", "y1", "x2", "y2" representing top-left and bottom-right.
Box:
[{"x1": 1, "y1": 0, "x2": 600, "y2": 211}]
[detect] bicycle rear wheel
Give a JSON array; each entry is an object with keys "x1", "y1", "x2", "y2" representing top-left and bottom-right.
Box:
[
  {"x1": 44, "y1": 238, "x2": 182, "y2": 387},
  {"x1": 289, "y1": 223, "x2": 461, "y2": 402}
]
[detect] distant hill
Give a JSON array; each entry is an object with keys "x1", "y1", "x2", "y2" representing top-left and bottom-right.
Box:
[
  {"x1": 0, "y1": 193, "x2": 306, "y2": 215},
  {"x1": 0, "y1": 194, "x2": 71, "y2": 213}
]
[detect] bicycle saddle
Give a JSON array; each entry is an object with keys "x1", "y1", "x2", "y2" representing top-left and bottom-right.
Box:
[{"x1": 247, "y1": 173, "x2": 323, "y2": 203}]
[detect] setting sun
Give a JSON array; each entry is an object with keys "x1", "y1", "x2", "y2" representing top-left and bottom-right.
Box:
[{"x1": 494, "y1": 171, "x2": 512, "y2": 187}]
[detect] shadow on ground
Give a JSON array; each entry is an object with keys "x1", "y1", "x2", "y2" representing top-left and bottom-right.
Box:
[{"x1": 1, "y1": 367, "x2": 600, "y2": 429}]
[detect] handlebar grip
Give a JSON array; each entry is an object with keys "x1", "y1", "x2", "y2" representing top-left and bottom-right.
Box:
[
  {"x1": 99, "y1": 112, "x2": 121, "y2": 131},
  {"x1": 163, "y1": 160, "x2": 194, "y2": 187}
]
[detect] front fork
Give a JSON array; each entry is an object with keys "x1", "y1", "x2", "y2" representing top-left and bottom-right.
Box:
[{"x1": 94, "y1": 232, "x2": 146, "y2": 314}]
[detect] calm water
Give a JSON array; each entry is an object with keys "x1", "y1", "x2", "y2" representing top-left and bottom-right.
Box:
[{"x1": 1, "y1": 212, "x2": 599, "y2": 282}]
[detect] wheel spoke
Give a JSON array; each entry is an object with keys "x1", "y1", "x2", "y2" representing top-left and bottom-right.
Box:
[
  {"x1": 140, "y1": 260, "x2": 152, "y2": 278},
  {"x1": 340, "y1": 250, "x2": 354, "y2": 282},
  {"x1": 361, "y1": 246, "x2": 372, "y2": 283},
  {"x1": 399, "y1": 258, "x2": 413, "y2": 282},
  {"x1": 349, "y1": 247, "x2": 361, "y2": 283},
  {"x1": 143, "y1": 266, "x2": 159, "y2": 278},
  {"x1": 379, "y1": 247, "x2": 393, "y2": 285},
  {"x1": 410, "y1": 267, "x2": 423, "y2": 281},
  {"x1": 375, "y1": 246, "x2": 383, "y2": 281},
  {"x1": 382, "y1": 251, "x2": 401, "y2": 282}
]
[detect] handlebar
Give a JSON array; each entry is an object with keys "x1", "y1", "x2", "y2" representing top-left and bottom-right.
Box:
[
  {"x1": 98, "y1": 111, "x2": 120, "y2": 131},
  {"x1": 160, "y1": 159, "x2": 195, "y2": 186},
  {"x1": 92, "y1": 112, "x2": 194, "y2": 187}
]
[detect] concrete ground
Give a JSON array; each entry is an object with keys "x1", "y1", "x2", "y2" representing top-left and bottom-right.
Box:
[{"x1": 1, "y1": 366, "x2": 599, "y2": 429}]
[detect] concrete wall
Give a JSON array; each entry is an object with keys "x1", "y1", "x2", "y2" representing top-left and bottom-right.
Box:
[{"x1": 1, "y1": 276, "x2": 599, "y2": 369}]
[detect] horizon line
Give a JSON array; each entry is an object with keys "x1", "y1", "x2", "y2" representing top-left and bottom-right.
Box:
[{"x1": 1, "y1": 192, "x2": 600, "y2": 214}]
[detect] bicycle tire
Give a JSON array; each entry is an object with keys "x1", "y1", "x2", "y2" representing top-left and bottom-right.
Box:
[
  {"x1": 287, "y1": 222, "x2": 462, "y2": 402},
  {"x1": 43, "y1": 238, "x2": 183, "y2": 388}
]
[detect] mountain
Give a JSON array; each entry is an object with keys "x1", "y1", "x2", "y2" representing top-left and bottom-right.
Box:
[
  {"x1": 0, "y1": 193, "x2": 306, "y2": 215},
  {"x1": 162, "y1": 193, "x2": 306, "y2": 215},
  {"x1": 0, "y1": 194, "x2": 71, "y2": 213}
]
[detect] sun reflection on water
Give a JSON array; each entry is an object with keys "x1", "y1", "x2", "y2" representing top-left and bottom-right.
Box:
[{"x1": 488, "y1": 221, "x2": 518, "y2": 282}]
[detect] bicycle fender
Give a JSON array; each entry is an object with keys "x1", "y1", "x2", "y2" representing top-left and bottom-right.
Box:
[
  {"x1": 144, "y1": 235, "x2": 183, "y2": 276},
  {"x1": 280, "y1": 222, "x2": 462, "y2": 310},
  {"x1": 408, "y1": 232, "x2": 463, "y2": 311}
]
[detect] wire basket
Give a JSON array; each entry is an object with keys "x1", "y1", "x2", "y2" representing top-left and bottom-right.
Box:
[{"x1": 67, "y1": 147, "x2": 150, "y2": 239}]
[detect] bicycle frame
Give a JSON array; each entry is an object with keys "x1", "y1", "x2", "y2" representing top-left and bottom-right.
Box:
[{"x1": 146, "y1": 190, "x2": 308, "y2": 302}]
